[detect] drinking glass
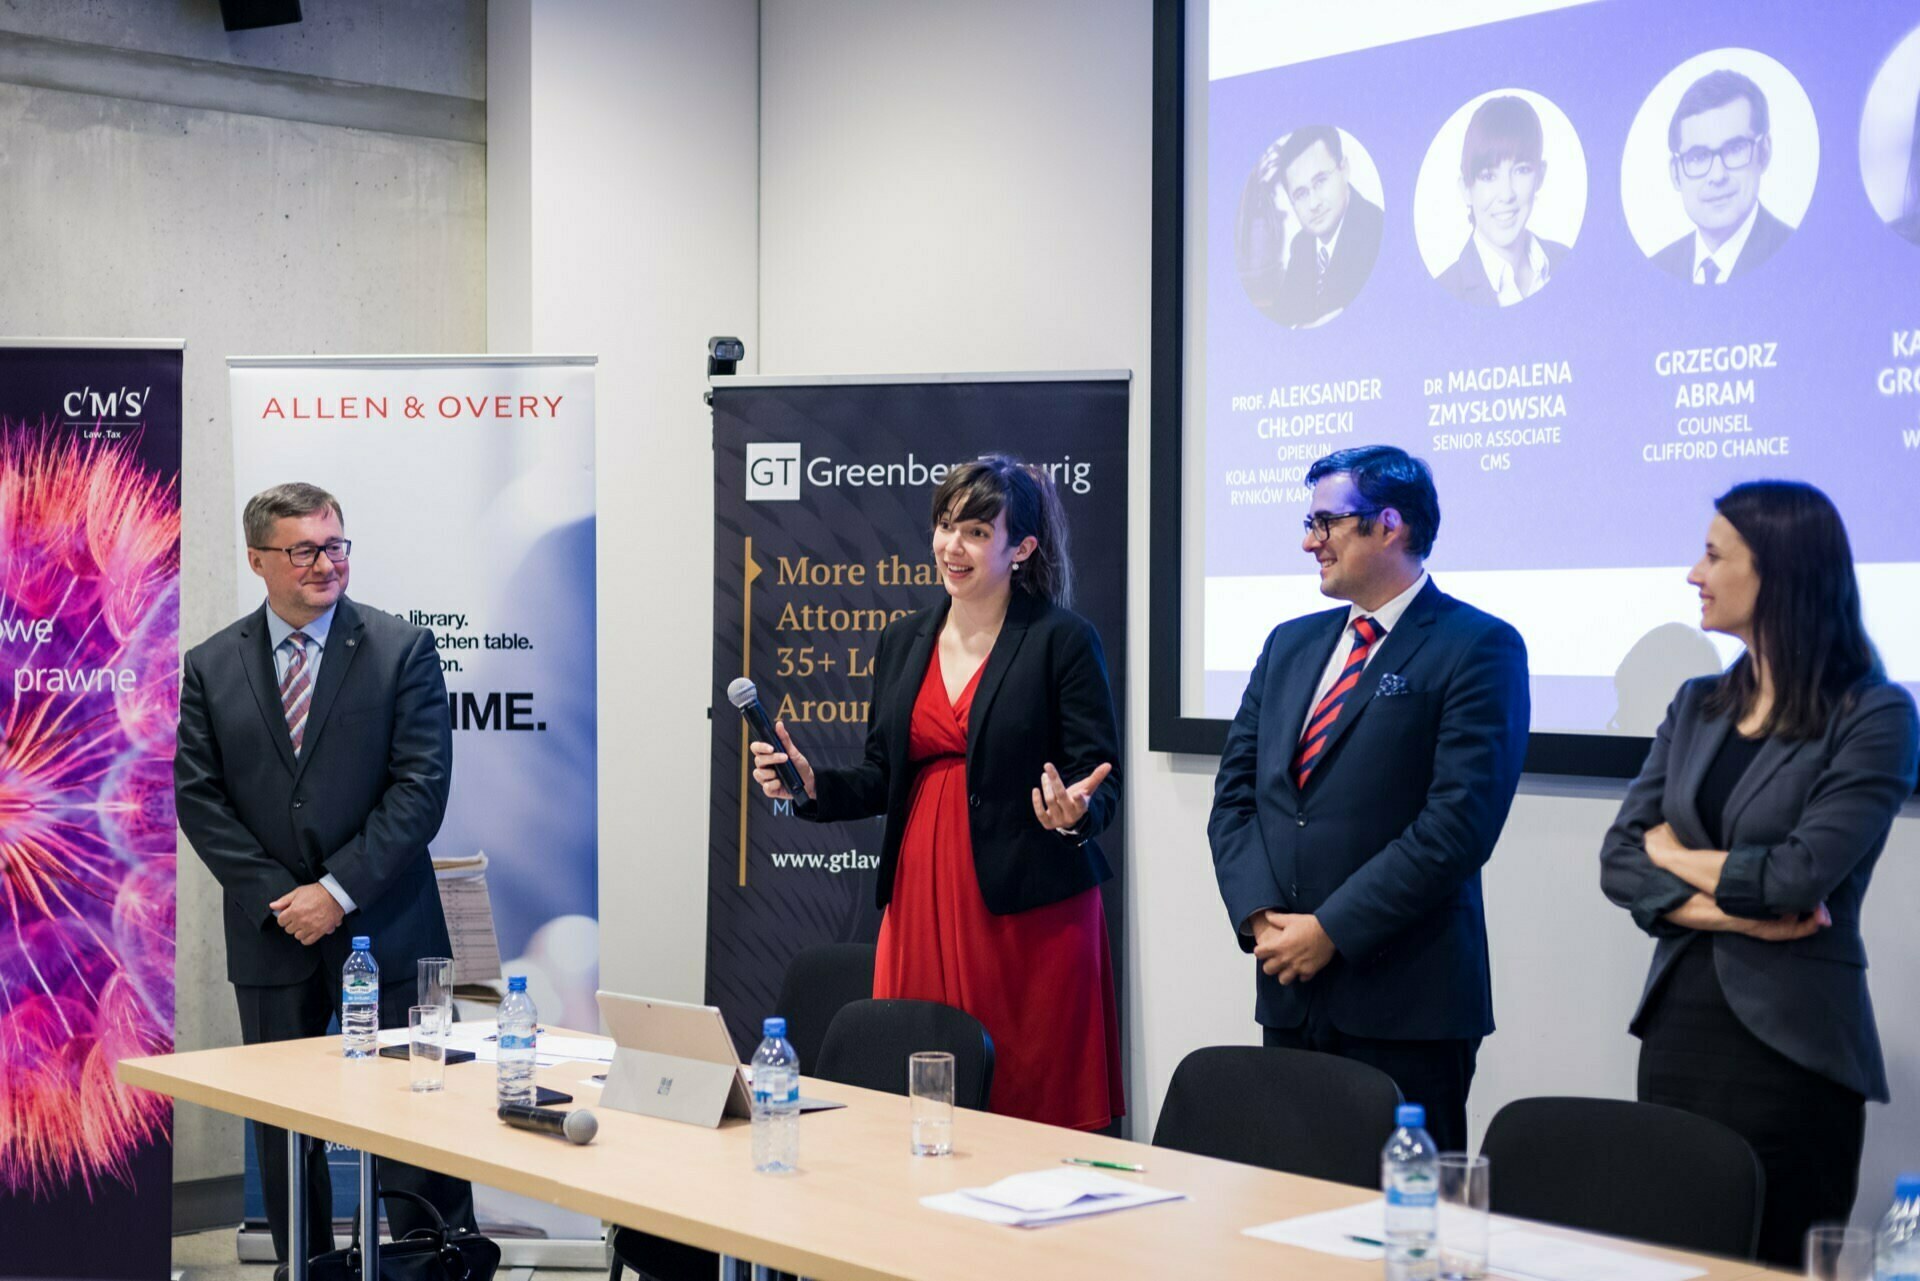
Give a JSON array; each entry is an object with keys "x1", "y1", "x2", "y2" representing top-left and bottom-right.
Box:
[
  {"x1": 409, "y1": 1004, "x2": 450, "y2": 1093},
  {"x1": 909, "y1": 1052, "x2": 955, "y2": 1156},
  {"x1": 417, "y1": 957, "x2": 455, "y2": 1016},
  {"x1": 1805, "y1": 1225, "x2": 1874, "y2": 1281},
  {"x1": 1437, "y1": 1153, "x2": 1491, "y2": 1281}
]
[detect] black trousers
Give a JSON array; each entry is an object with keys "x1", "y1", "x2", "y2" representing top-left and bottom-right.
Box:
[
  {"x1": 236, "y1": 971, "x2": 477, "y2": 1265},
  {"x1": 1262, "y1": 990, "x2": 1481, "y2": 1153},
  {"x1": 1637, "y1": 939, "x2": 1866, "y2": 1268}
]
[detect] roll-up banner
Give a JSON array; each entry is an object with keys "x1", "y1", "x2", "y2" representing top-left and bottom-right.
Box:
[
  {"x1": 706, "y1": 372, "x2": 1132, "y2": 1079},
  {"x1": 0, "y1": 341, "x2": 182, "y2": 1281},
  {"x1": 227, "y1": 356, "x2": 600, "y2": 1251}
]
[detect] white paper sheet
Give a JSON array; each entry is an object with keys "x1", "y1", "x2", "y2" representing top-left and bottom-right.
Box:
[{"x1": 922, "y1": 1168, "x2": 1184, "y2": 1227}]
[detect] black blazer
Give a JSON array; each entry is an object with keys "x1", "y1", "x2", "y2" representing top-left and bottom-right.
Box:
[
  {"x1": 1434, "y1": 233, "x2": 1570, "y2": 306},
  {"x1": 175, "y1": 596, "x2": 455, "y2": 987},
  {"x1": 800, "y1": 592, "x2": 1120, "y2": 915},
  {"x1": 1600, "y1": 676, "x2": 1919, "y2": 1101},
  {"x1": 1651, "y1": 203, "x2": 1794, "y2": 281},
  {"x1": 1274, "y1": 190, "x2": 1385, "y2": 326},
  {"x1": 1208, "y1": 579, "x2": 1530, "y2": 1040}
]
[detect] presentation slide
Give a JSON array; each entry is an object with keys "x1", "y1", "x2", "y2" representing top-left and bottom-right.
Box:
[{"x1": 1191, "y1": 0, "x2": 1920, "y2": 736}]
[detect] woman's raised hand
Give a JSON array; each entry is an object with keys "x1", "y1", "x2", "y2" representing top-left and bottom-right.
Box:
[
  {"x1": 1032, "y1": 761, "x2": 1112, "y2": 832},
  {"x1": 749, "y1": 720, "x2": 817, "y2": 801}
]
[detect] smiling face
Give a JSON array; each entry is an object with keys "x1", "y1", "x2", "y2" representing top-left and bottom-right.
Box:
[
  {"x1": 248, "y1": 508, "x2": 349, "y2": 625},
  {"x1": 932, "y1": 505, "x2": 1036, "y2": 605},
  {"x1": 1301, "y1": 472, "x2": 1401, "y2": 605},
  {"x1": 1466, "y1": 156, "x2": 1543, "y2": 253},
  {"x1": 1687, "y1": 513, "x2": 1760, "y2": 643},
  {"x1": 1283, "y1": 139, "x2": 1353, "y2": 241},
  {"x1": 1672, "y1": 96, "x2": 1768, "y2": 244}
]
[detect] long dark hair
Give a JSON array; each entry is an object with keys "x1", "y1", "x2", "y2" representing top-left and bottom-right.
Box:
[
  {"x1": 929, "y1": 454, "x2": 1073, "y2": 607},
  {"x1": 1699, "y1": 481, "x2": 1881, "y2": 738}
]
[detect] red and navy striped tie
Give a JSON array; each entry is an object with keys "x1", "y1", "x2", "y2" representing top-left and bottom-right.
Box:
[
  {"x1": 1294, "y1": 616, "x2": 1382, "y2": 789},
  {"x1": 280, "y1": 631, "x2": 314, "y2": 754}
]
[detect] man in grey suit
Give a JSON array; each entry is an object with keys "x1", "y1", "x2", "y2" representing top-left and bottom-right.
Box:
[
  {"x1": 175, "y1": 483, "x2": 474, "y2": 1273},
  {"x1": 1650, "y1": 69, "x2": 1796, "y2": 284}
]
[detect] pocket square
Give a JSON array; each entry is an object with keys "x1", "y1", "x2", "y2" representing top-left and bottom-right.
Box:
[{"x1": 1376, "y1": 673, "x2": 1411, "y2": 698}]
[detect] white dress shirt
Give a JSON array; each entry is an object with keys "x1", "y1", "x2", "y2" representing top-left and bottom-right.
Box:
[
  {"x1": 1474, "y1": 231, "x2": 1552, "y2": 305},
  {"x1": 265, "y1": 603, "x2": 356, "y2": 915},
  {"x1": 1299, "y1": 571, "x2": 1430, "y2": 743},
  {"x1": 1692, "y1": 202, "x2": 1760, "y2": 284}
]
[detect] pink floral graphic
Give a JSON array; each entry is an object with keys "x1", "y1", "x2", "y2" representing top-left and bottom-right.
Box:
[{"x1": 0, "y1": 422, "x2": 178, "y2": 1197}]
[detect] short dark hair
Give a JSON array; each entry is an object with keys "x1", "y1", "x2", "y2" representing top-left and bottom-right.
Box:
[
  {"x1": 1305, "y1": 445, "x2": 1440, "y2": 558},
  {"x1": 1668, "y1": 69, "x2": 1770, "y2": 154},
  {"x1": 1274, "y1": 126, "x2": 1344, "y2": 190},
  {"x1": 1699, "y1": 481, "x2": 1881, "y2": 740},
  {"x1": 1461, "y1": 95, "x2": 1544, "y2": 185},
  {"x1": 243, "y1": 482, "x2": 343, "y2": 547},
  {"x1": 929, "y1": 454, "x2": 1074, "y2": 607}
]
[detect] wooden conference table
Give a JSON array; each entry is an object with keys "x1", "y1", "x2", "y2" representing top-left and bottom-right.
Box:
[{"x1": 120, "y1": 1034, "x2": 1773, "y2": 1281}]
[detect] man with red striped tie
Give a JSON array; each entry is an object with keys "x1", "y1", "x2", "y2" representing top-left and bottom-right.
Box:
[
  {"x1": 1208, "y1": 446, "x2": 1529, "y2": 1151},
  {"x1": 175, "y1": 483, "x2": 473, "y2": 1276}
]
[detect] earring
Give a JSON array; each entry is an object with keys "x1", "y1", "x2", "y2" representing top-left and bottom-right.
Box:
[{"x1": 1012, "y1": 561, "x2": 1023, "y2": 572}]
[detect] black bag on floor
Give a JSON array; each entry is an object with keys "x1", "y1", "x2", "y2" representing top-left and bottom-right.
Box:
[{"x1": 306, "y1": 1189, "x2": 500, "y2": 1281}]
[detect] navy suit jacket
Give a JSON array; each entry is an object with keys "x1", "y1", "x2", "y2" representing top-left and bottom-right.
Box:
[
  {"x1": 1208, "y1": 579, "x2": 1530, "y2": 1040},
  {"x1": 1434, "y1": 234, "x2": 1570, "y2": 306},
  {"x1": 175, "y1": 596, "x2": 455, "y2": 987},
  {"x1": 1274, "y1": 190, "x2": 1385, "y2": 326},
  {"x1": 1651, "y1": 203, "x2": 1794, "y2": 282},
  {"x1": 1600, "y1": 676, "x2": 1919, "y2": 1101}
]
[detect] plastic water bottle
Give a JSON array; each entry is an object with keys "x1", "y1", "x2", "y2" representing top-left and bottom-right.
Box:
[
  {"x1": 341, "y1": 936, "x2": 379, "y2": 1059},
  {"x1": 496, "y1": 975, "x2": 538, "y2": 1108},
  {"x1": 750, "y1": 1017, "x2": 800, "y2": 1174},
  {"x1": 1876, "y1": 1173, "x2": 1920, "y2": 1281},
  {"x1": 1382, "y1": 1103, "x2": 1439, "y2": 1281}
]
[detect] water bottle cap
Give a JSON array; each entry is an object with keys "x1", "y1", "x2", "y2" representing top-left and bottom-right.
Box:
[
  {"x1": 763, "y1": 1017, "x2": 786, "y2": 1037},
  {"x1": 507, "y1": 975, "x2": 527, "y2": 992},
  {"x1": 351, "y1": 936, "x2": 371, "y2": 950},
  {"x1": 1897, "y1": 1173, "x2": 1920, "y2": 1198},
  {"x1": 1396, "y1": 1104, "x2": 1426, "y2": 1129}
]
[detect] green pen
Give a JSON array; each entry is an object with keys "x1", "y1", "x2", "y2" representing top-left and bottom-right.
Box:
[
  {"x1": 1346, "y1": 1235, "x2": 1385, "y2": 1248},
  {"x1": 1061, "y1": 1157, "x2": 1146, "y2": 1172}
]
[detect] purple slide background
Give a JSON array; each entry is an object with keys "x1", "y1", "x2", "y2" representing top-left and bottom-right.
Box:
[{"x1": 1204, "y1": 0, "x2": 1920, "y2": 581}]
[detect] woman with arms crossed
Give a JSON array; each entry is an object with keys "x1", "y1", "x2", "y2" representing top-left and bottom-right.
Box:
[
  {"x1": 752, "y1": 456, "x2": 1123, "y2": 1130},
  {"x1": 1600, "y1": 481, "x2": 1918, "y2": 1265}
]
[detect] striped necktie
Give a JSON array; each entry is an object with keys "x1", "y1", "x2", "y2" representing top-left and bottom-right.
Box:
[
  {"x1": 280, "y1": 632, "x2": 315, "y2": 754},
  {"x1": 1294, "y1": 616, "x2": 1382, "y2": 789},
  {"x1": 1316, "y1": 242, "x2": 1330, "y2": 298}
]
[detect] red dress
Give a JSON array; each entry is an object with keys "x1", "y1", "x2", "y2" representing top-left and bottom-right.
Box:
[{"x1": 873, "y1": 645, "x2": 1124, "y2": 1130}]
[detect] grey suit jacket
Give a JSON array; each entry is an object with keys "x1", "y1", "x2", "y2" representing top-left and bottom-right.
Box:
[
  {"x1": 1600, "y1": 675, "x2": 1919, "y2": 1100},
  {"x1": 175, "y1": 596, "x2": 455, "y2": 987}
]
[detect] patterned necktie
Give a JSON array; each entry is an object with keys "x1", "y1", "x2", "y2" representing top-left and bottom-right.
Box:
[
  {"x1": 1316, "y1": 242, "x2": 1331, "y2": 298},
  {"x1": 1294, "y1": 616, "x2": 1382, "y2": 789},
  {"x1": 280, "y1": 632, "x2": 314, "y2": 754},
  {"x1": 1699, "y1": 259, "x2": 1721, "y2": 285}
]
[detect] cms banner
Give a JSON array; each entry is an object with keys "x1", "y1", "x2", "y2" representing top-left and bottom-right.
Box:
[
  {"x1": 228, "y1": 355, "x2": 599, "y2": 1245},
  {"x1": 707, "y1": 373, "x2": 1130, "y2": 1054},
  {"x1": 0, "y1": 342, "x2": 182, "y2": 1281}
]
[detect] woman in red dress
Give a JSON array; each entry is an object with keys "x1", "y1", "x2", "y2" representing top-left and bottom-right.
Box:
[{"x1": 750, "y1": 456, "x2": 1123, "y2": 1130}]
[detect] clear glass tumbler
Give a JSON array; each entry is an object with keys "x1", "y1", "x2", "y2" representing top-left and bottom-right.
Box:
[
  {"x1": 417, "y1": 957, "x2": 455, "y2": 1017},
  {"x1": 409, "y1": 1004, "x2": 450, "y2": 1093},
  {"x1": 909, "y1": 1051, "x2": 955, "y2": 1156},
  {"x1": 1805, "y1": 1225, "x2": 1874, "y2": 1281},
  {"x1": 1437, "y1": 1153, "x2": 1491, "y2": 1281}
]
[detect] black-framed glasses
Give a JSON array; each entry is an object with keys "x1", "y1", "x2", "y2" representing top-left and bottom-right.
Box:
[
  {"x1": 1673, "y1": 134, "x2": 1763, "y2": 179},
  {"x1": 1302, "y1": 510, "x2": 1377, "y2": 542},
  {"x1": 251, "y1": 539, "x2": 351, "y2": 567}
]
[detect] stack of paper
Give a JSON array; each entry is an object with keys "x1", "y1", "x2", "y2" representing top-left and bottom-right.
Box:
[
  {"x1": 432, "y1": 851, "x2": 503, "y2": 986},
  {"x1": 376, "y1": 1019, "x2": 617, "y2": 1068},
  {"x1": 922, "y1": 1168, "x2": 1184, "y2": 1227}
]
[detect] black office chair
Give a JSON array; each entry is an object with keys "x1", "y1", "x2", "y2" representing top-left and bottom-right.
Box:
[
  {"x1": 772, "y1": 942, "x2": 876, "y2": 1076},
  {"x1": 1480, "y1": 1096, "x2": 1764, "y2": 1260},
  {"x1": 1151, "y1": 1046, "x2": 1402, "y2": 1189},
  {"x1": 814, "y1": 999, "x2": 994, "y2": 1109},
  {"x1": 608, "y1": 996, "x2": 991, "y2": 1281}
]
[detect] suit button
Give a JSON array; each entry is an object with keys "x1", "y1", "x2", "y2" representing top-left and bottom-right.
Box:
[
  {"x1": 968, "y1": 794, "x2": 980, "y2": 809},
  {"x1": 1296, "y1": 817, "x2": 1306, "y2": 828},
  {"x1": 293, "y1": 799, "x2": 305, "y2": 809}
]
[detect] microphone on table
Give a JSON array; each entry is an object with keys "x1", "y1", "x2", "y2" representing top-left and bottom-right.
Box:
[
  {"x1": 728, "y1": 677, "x2": 807, "y2": 798},
  {"x1": 497, "y1": 1103, "x2": 598, "y2": 1145}
]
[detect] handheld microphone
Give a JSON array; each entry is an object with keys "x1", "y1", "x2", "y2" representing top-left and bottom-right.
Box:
[
  {"x1": 728, "y1": 677, "x2": 807, "y2": 797},
  {"x1": 497, "y1": 1103, "x2": 598, "y2": 1145}
]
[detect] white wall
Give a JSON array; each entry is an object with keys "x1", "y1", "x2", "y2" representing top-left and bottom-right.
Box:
[
  {"x1": 488, "y1": 0, "x2": 760, "y2": 1008},
  {"x1": 0, "y1": 1, "x2": 487, "y2": 1188},
  {"x1": 752, "y1": 0, "x2": 1920, "y2": 1215}
]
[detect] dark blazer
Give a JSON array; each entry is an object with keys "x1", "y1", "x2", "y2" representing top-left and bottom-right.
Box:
[
  {"x1": 800, "y1": 591, "x2": 1120, "y2": 916},
  {"x1": 175, "y1": 596, "x2": 455, "y2": 987},
  {"x1": 1274, "y1": 190, "x2": 1385, "y2": 326},
  {"x1": 1599, "y1": 676, "x2": 1919, "y2": 1101},
  {"x1": 1208, "y1": 579, "x2": 1530, "y2": 1040},
  {"x1": 1435, "y1": 233, "x2": 1570, "y2": 306},
  {"x1": 1651, "y1": 203, "x2": 1794, "y2": 281}
]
